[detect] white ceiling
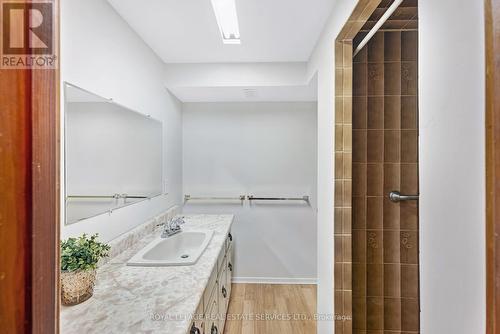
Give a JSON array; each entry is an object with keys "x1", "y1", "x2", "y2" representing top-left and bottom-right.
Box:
[{"x1": 107, "y1": 0, "x2": 335, "y2": 63}]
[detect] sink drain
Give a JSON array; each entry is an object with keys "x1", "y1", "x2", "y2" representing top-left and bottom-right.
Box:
[{"x1": 181, "y1": 254, "x2": 189, "y2": 259}]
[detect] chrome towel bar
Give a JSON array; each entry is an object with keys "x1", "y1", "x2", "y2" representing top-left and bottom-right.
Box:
[
  {"x1": 184, "y1": 195, "x2": 246, "y2": 202},
  {"x1": 388, "y1": 191, "x2": 419, "y2": 202},
  {"x1": 67, "y1": 194, "x2": 148, "y2": 199},
  {"x1": 183, "y1": 194, "x2": 311, "y2": 205},
  {"x1": 247, "y1": 195, "x2": 310, "y2": 205}
]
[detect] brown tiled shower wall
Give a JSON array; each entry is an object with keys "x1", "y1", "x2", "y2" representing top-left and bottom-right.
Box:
[
  {"x1": 334, "y1": 39, "x2": 354, "y2": 334},
  {"x1": 351, "y1": 30, "x2": 419, "y2": 333},
  {"x1": 334, "y1": 2, "x2": 383, "y2": 334}
]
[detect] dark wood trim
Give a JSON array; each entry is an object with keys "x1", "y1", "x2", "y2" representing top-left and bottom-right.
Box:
[
  {"x1": 0, "y1": 1, "x2": 60, "y2": 332},
  {"x1": 486, "y1": 0, "x2": 500, "y2": 333},
  {"x1": 31, "y1": 4, "x2": 60, "y2": 331},
  {"x1": 31, "y1": 68, "x2": 60, "y2": 333},
  {"x1": 0, "y1": 66, "x2": 33, "y2": 334}
]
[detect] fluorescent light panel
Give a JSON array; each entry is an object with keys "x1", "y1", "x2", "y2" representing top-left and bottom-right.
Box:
[{"x1": 211, "y1": 0, "x2": 241, "y2": 44}]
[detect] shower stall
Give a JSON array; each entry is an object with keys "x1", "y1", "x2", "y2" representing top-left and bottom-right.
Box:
[{"x1": 334, "y1": 0, "x2": 419, "y2": 333}]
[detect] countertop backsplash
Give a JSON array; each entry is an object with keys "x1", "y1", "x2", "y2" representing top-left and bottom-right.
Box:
[{"x1": 99, "y1": 205, "x2": 180, "y2": 266}]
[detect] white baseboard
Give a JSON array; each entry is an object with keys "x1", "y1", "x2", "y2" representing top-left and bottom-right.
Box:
[{"x1": 232, "y1": 277, "x2": 317, "y2": 285}]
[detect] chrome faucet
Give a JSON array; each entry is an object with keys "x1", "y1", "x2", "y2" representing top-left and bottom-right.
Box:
[{"x1": 161, "y1": 216, "x2": 185, "y2": 238}]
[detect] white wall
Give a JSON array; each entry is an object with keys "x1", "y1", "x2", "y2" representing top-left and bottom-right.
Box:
[
  {"x1": 419, "y1": 0, "x2": 485, "y2": 333},
  {"x1": 182, "y1": 102, "x2": 317, "y2": 283},
  {"x1": 307, "y1": 1, "x2": 357, "y2": 332},
  {"x1": 308, "y1": 0, "x2": 486, "y2": 333},
  {"x1": 60, "y1": 0, "x2": 183, "y2": 242}
]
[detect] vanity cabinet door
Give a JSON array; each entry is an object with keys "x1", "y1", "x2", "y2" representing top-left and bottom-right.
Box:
[
  {"x1": 218, "y1": 260, "x2": 229, "y2": 333},
  {"x1": 226, "y1": 244, "x2": 233, "y2": 299},
  {"x1": 204, "y1": 265, "x2": 217, "y2": 312},
  {"x1": 205, "y1": 293, "x2": 220, "y2": 334},
  {"x1": 189, "y1": 318, "x2": 204, "y2": 334},
  {"x1": 199, "y1": 230, "x2": 234, "y2": 334},
  {"x1": 188, "y1": 301, "x2": 204, "y2": 334}
]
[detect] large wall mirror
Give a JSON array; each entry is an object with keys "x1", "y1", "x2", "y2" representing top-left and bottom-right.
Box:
[{"x1": 64, "y1": 83, "x2": 163, "y2": 225}]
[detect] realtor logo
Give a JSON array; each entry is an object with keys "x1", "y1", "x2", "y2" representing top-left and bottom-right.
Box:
[{"x1": 1, "y1": 1, "x2": 57, "y2": 68}]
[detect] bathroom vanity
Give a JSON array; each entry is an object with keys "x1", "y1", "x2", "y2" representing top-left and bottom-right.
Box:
[
  {"x1": 191, "y1": 225, "x2": 234, "y2": 334},
  {"x1": 60, "y1": 214, "x2": 234, "y2": 334}
]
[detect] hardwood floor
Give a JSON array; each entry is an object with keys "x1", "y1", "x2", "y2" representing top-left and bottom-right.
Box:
[{"x1": 224, "y1": 284, "x2": 317, "y2": 334}]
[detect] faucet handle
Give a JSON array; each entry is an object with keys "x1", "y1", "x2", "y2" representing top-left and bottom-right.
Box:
[{"x1": 167, "y1": 216, "x2": 185, "y2": 231}]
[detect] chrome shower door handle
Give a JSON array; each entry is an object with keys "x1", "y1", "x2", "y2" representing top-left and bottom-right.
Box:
[{"x1": 389, "y1": 191, "x2": 419, "y2": 202}]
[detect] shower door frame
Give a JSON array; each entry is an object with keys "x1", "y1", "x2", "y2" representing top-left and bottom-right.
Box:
[{"x1": 486, "y1": 0, "x2": 500, "y2": 332}]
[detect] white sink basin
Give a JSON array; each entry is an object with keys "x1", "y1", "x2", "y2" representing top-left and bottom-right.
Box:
[{"x1": 127, "y1": 230, "x2": 214, "y2": 267}]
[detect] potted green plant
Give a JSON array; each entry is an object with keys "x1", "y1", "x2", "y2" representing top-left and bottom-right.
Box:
[{"x1": 60, "y1": 234, "x2": 110, "y2": 306}]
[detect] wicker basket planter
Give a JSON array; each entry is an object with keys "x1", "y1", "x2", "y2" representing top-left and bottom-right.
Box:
[{"x1": 60, "y1": 269, "x2": 97, "y2": 306}]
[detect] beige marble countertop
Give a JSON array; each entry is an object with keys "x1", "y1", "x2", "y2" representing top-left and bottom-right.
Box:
[{"x1": 60, "y1": 214, "x2": 234, "y2": 334}]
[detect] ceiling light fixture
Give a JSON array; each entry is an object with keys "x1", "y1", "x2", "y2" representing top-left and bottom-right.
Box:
[{"x1": 211, "y1": 0, "x2": 241, "y2": 44}]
